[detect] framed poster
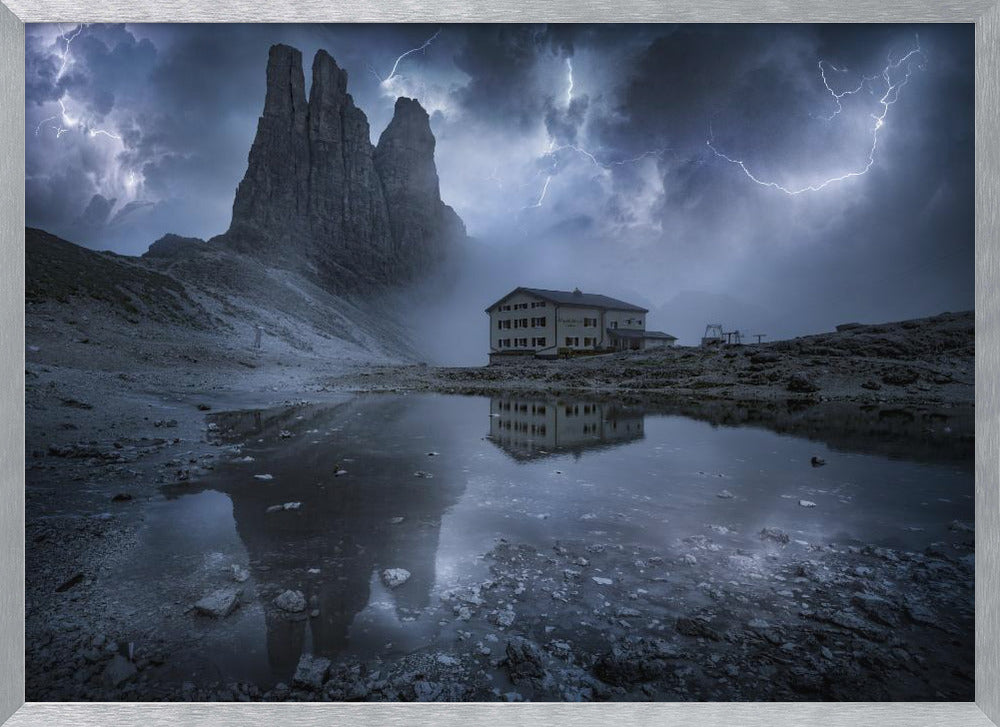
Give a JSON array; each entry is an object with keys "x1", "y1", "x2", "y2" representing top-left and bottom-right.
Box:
[{"x1": 2, "y1": 2, "x2": 998, "y2": 726}]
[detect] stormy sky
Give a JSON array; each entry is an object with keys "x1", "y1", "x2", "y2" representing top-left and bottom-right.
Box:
[{"x1": 25, "y1": 23, "x2": 973, "y2": 354}]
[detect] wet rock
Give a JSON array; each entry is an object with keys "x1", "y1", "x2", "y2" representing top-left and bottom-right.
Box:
[
  {"x1": 851, "y1": 593, "x2": 901, "y2": 627},
  {"x1": 111, "y1": 493, "x2": 133, "y2": 502},
  {"x1": 759, "y1": 527, "x2": 790, "y2": 544},
  {"x1": 194, "y1": 587, "x2": 242, "y2": 618},
  {"x1": 717, "y1": 489, "x2": 734, "y2": 499},
  {"x1": 810, "y1": 456, "x2": 826, "y2": 467},
  {"x1": 504, "y1": 637, "x2": 546, "y2": 685},
  {"x1": 293, "y1": 654, "x2": 331, "y2": 689},
  {"x1": 231, "y1": 565, "x2": 250, "y2": 583},
  {"x1": 413, "y1": 679, "x2": 443, "y2": 701},
  {"x1": 591, "y1": 577, "x2": 613, "y2": 586},
  {"x1": 787, "y1": 372, "x2": 819, "y2": 393},
  {"x1": 493, "y1": 608, "x2": 516, "y2": 628},
  {"x1": 810, "y1": 609, "x2": 887, "y2": 642},
  {"x1": 882, "y1": 367, "x2": 918, "y2": 386},
  {"x1": 413, "y1": 470, "x2": 433, "y2": 478},
  {"x1": 594, "y1": 637, "x2": 680, "y2": 686},
  {"x1": 102, "y1": 655, "x2": 137, "y2": 687},
  {"x1": 279, "y1": 430, "x2": 293, "y2": 438},
  {"x1": 274, "y1": 590, "x2": 307, "y2": 613},
  {"x1": 154, "y1": 419, "x2": 178, "y2": 428},
  {"x1": 948, "y1": 520, "x2": 974, "y2": 533},
  {"x1": 676, "y1": 616, "x2": 722, "y2": 641},
  {"x1": 381, "y1": 568, "x2": 411, "y2": 588},
  {"x1": 903, "y1": 598, "x2": 938, "y2": 627}
]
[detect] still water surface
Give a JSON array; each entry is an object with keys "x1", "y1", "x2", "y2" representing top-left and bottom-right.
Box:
[{"x1": 112, "y1": 393, "x2": 972, "y2": 687}]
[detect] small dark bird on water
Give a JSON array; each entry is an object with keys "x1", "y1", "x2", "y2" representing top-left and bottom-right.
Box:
[{"x1": 811, "y1": 456, "x2": 826, "y2": 467}]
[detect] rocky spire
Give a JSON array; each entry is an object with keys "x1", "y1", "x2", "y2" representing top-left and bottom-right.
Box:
[
  {"x1": 228, "y1": 44, "x2": 310, "y2": 254},
  {"x1": 223, "y1": 45, "x2": 464, "y2": 289}
]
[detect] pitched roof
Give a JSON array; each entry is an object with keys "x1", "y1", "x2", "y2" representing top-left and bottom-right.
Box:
[
  {"x1": 485, "y1": 287, "x2": 648, "y2": 313},
  {"x1": 608, "y1": 328, "x2": 677, "y2": 340}
]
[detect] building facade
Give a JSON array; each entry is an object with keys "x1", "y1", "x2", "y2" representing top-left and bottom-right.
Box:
[
  {"x1": 485, "y1": 287, "x2": 676, "y2": 362},
  {"x1": 488, "y1": 396, "x2": 645, "y2": 460}
]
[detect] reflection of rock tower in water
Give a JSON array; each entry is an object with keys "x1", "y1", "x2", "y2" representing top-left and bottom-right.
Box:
[
  {"x1": 487, "y1": 397, "x2": 646, "y2": 460},
  {"x1": 174, "y1": 397, "x2": 466, "y2": 683}
]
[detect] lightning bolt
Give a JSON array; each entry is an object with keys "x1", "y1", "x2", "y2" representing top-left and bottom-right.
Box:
[
  {"x1": 35, "y1": 97, "x2": 121, "y2": 142},
  {"x1": 708, "y1": 36, "x2": 925, "y2": 195},
  {"x1": 373, "y1": 29, "x2": 441, "y2": 86},
  {"x1": 565, "y1": 58, "x2": 574, "y2": 107},
  {"x1": 521, "y1": 57, "x2": 668, "y2": 211},
  {"x1": 524, "y1": 176, "x2": 553, "y2": 209},
  {"x1": 55, "y1": 24, "x2": 85, "y2": 81}
]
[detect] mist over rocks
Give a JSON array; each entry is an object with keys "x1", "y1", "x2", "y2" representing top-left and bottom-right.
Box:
[{"x1": 218, "y1": 44, "x2": 465, "y2": 291}]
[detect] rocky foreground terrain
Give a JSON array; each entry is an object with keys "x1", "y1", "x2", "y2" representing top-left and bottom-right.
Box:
[{"x1": 25, "y1": 300, "x2": 975, "y2": 702}]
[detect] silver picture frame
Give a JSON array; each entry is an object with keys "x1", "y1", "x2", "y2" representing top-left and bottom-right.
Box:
[{"x1": 2, "y1": 2, "x2": 997, "y2": 725}]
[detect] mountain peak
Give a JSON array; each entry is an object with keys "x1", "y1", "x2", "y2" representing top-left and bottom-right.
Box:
[{"x1": 222, "y1": 46, "x2": 464, "y2": 290}]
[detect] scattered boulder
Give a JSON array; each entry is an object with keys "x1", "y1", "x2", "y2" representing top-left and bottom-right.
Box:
[
  {"x1": 676, "y1": 616, "x2": 722, "y2": 641},
  {"x1": 231, "y1": 565, "x2": 250, "y2": 583},
  {"x1": 381, "y1": 568, "x2": 411, "y2": 588},
  {"x1": 810, "y1": 456, "x2": 826, "y2": 467},
  {"x1": 274, "y1": 590, "x2": 307, "y2": 613},
  {"x1": 293, "y1": 654, "x2": 331, "y2": 690},
  {"x1": 504, "y1": 637, "x2": 546, "y2": 685},
  {"x1": 102, "y1": 654, "x2": 137, "y2": 687},
  {"x1": 759, "y1": 527, "x2": 790, "y2": 544},
  {"x1": 851, "y1": 593, "x2": 901, "y2": 627},
  {"x1": 787, "y1": 372, "x2": 819, "y2": 393},
  {"x1": 194, "y1": 587, "x2": 242, "y2": 618},
  {"x1": 881, "y1": 367, "x2": 919, "y2": 386},
  {"x1": 594, "y1": 637, "x2": 680, "y2": 686}
]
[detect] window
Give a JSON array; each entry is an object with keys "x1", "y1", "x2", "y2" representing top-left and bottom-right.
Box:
[
  {"x1": 584, "y1": 337, "x2": 593, "y2": 347},
  {"x1": 583, "y1": 318, "x2": 597, "y2": 328},
  {"x1": 521, "y1": 318, "x2": 529, "y2": 328},
  {"x1": 497, "y1": 320, "x2": 502, "y2": 330},
  {"x1": 611, "y1": 321, "x2": 618, "y2": 329},
  {"x1": 531, "y1": 337, "x2": 546, "y2": 347},
  {"x1": 565, "y1": 337, "x2": 579, "y2": 347},
  {"x1": 513, "y1": 320, "x2": 519, "y2": 329},
  {"x1": 519, "y1": 338, "x2": 528, "y2": 347}
]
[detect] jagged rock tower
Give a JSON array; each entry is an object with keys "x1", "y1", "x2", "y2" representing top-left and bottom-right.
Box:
[{"x1": 221, "y1": 44, "x2": 465, "y2": 289}]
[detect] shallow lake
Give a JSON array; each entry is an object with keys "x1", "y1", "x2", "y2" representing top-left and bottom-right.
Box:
[{"x1": 110, "y1": 393, "x2": 973, "y2": 689}]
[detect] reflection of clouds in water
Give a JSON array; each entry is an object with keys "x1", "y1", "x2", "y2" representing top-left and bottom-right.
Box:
[{"x1": 126, "y1": 393, "x2": 970, "y2": 688}]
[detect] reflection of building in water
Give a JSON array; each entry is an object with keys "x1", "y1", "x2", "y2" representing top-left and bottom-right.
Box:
[
  {"x1": 488, "y1": 397, "x2": 645, "y2": 460},
  {"x1": 168, "y1": 399, "x2": 465, "y2": 684}
]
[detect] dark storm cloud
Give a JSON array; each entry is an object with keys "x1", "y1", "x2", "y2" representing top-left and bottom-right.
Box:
[{"x1": 25, "y1": 23, "x2": 974, "y2": 360}]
